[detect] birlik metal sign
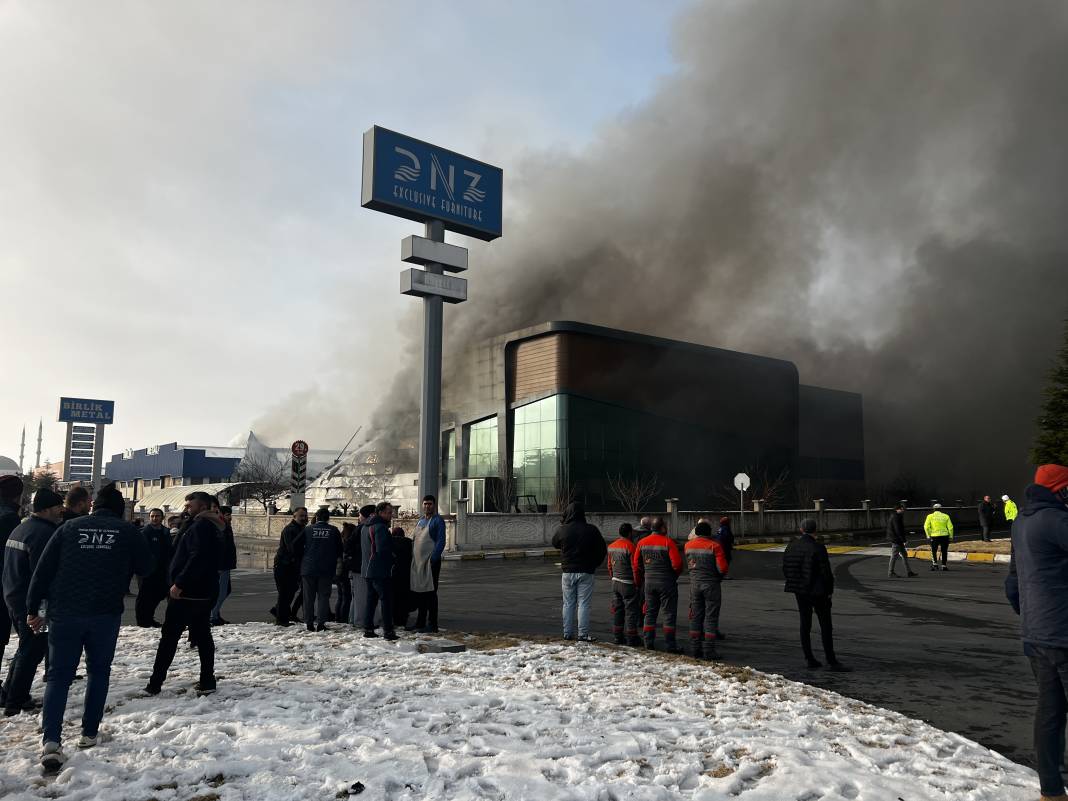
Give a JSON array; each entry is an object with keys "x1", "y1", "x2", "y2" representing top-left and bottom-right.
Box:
[
  {"x1": 58, "y1": 398, "x2": 115, "y2": 425},
  {"x1": 57, "y1": 397, "x2": 115, "y2": 488},
  {"x1": 361, "y1": 126, "x2": 502, "y2": 501},
  {"x1": 361, "y1": 126, "x2": 503, "y2": 241}
]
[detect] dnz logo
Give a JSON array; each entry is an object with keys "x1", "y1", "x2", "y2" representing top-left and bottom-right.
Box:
[
  {"x1": 78, "y1": 531, "x2": 116, "y2": 547},
  {"x1": 393, "y1": 147, "x2": 485, "y2": 204}
]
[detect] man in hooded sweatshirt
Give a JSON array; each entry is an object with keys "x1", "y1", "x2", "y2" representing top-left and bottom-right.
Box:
[
  {"x1": 145, "y1": 491, "x2": 223, "y2": 697},
  {"x1": 633, "y1": 517, "x2": 683, "y2": 652},
  {"x1": 2, "y1": 487, "x2": 63, "y2": 715},
  {"x1": 301, "y1": 508, "x2": 342, "y2": 632},
  {"x1": 26, "y1": 483, "x2": 151, "y2": 773},
  {"x1": 552, "y1": 502, "x2": 607, "y2": 642},
  {"x1": 1005, "y1": 464, "x2": 1068, "y2": 801}
]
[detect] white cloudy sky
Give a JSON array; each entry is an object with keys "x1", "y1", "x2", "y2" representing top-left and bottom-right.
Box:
[{"x1": 0, "y1": 1, "x2": 687, "y2": 465}]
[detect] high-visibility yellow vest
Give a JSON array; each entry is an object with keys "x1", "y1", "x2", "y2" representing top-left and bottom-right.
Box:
[
  {"x1": 924, "y1": 511, "x2": 954, "y2": 539},
  {"x1": 1004, "y1": 499, "x2": 1018, "y2": 521}
]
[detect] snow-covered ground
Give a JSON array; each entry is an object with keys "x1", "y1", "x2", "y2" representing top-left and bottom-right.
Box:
[{"x1": 0, "y1": 624, "x2": 1038, "y2": 800}]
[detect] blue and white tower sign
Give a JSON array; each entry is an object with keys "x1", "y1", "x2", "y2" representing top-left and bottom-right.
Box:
[
  {"x1": 58, "y1": 397, "x2": 115, "y2": 489},
  {"x1": 362, "y1": 126, "x2": 503, "y2": 502}
]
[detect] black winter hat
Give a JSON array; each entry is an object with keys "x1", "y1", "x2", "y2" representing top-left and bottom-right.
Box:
[
  {"x1": 32, "y1": 488, "x2": 64, "y2": 512},
  {"x1": 0, "y1": 474, "x2": 23, "y2": 501},
  {"x1": 801, "y1": 518, "x2": 818, "y2": 534},
  {"x1": 94, "y1": 484, "x2": 126, "y2": 515},
  {"x1": 695, "y1": 521, "x2": 713, "y2": 538}
]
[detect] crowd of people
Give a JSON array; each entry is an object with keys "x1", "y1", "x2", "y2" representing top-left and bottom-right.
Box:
[{"x1": 269, "y1": 495, "x2": 446, "y2": 638}]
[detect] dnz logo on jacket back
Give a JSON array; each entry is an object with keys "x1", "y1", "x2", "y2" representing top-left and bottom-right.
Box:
[{"x1": 77, "y1": 527, "x2": 118, "y2": 550}]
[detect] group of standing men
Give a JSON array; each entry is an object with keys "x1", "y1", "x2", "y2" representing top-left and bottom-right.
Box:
[
  {"x1": 552, "y1": 504, "x2": 733, "y2": 660},
  {"x1": 271, "y1": 495, "x2": 446, "y2": 639},
  {"x1": 0, "y1": 478, "x2": 241, "y2": 773}
]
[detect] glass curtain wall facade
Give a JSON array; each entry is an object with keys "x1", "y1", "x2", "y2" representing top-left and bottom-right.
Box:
[
  {"x1": 512, "y1": 395, "x2": 563, "y2": 509},
  {"x1": 465, "y1": 416, "x2": 499, "y2": 478}
]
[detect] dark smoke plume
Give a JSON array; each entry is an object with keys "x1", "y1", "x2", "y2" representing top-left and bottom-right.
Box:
[{"x1": 263, "y1": 0, "x2": 1068, "y2": 496}]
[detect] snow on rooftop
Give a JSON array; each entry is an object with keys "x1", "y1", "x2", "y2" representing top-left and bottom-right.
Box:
[{"x1": 0, "y1": 624, "x2": 1036, "y2": 799}]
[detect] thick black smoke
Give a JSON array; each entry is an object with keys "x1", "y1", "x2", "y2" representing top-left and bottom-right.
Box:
[{"x1": 265, "y1": 0, "x2": 1068, "y2": 496}]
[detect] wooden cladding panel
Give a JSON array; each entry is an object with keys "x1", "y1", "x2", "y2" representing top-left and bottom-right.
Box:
[{"x1": 509, "y1": 334, "x2": 562, "y2": 403}]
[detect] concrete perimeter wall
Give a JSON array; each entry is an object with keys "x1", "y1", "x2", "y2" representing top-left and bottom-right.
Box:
[{"x1": 216, "y1": 504, "x2": 980, "y2": 556}]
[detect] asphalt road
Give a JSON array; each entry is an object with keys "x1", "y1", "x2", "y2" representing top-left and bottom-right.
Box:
[{"x1": 124, "y1": 548, "x2": 1036, "y2": 769}]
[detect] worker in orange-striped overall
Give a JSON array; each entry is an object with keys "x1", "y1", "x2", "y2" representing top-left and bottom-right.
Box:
[
  {"x1": 607, "y1": 523, "x2": 642, "y2": 646},
  {"x1": 684, "y1": 521, "x2": 729, "y2": 660},
  {"x1": 633, "y1": 517, "x2": 683, "y2": 653}
]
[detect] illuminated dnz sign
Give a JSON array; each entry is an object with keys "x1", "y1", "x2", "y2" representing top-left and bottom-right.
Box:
[{"x1": 361, "y1": 126, "x2": 503, "y2": 241}]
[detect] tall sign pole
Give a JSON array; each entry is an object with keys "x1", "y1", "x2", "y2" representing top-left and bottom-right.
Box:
[
  {"x1": 362, "y1": 126, "x2": 503, "y2": 502},
  {"x1": 418, "y1": 219, "x2": 446, "y2": 500}
]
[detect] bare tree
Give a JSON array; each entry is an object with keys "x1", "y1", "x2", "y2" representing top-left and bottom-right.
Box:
[
  {"x1": 712, "y1": 465, "x2": 791, "y2": 510},
  {"x1": 486, "y1": 455, "x2": 519, "y2": 513},
  {"x1": 606, "y1": 472, "x2": 663, "y2": 514},
  {"x1": 232, "y1": 452, "x2": 289, "y2": 514}
]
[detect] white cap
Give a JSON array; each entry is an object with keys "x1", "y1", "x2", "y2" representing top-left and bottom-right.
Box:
[
  {"x1": 933, "y1": 503, "x2": 942, "y2": 509},
  {"x1": 1002, "y1": 494, "x2": 1010, "y2": 501}
]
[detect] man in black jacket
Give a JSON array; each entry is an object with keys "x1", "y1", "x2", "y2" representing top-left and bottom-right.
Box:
[
  {"x1": 1, "y1": 488, "x2": 63, "y2": 715},
  {"x1": 135, "y1": 508, "x2": 172, "y2": 627},
  {"x1": 886, "y1": 504, "x2": 917, "y2": 578},
  {"x1": 782, "y1": 519, "x2": 850, "y2": 671},
  {"x1": 27, "y1": 484, "x2": 151, "y2": 770},
  {"x1": 551, "y1": 502, "x2": 608, "y2": 642},
  {"x1": 978, "y1": 494, "x2": 996, "y2": 542},
  {"x1": 0, "y1": 475, "x2": 24, "y2": 689},
  {"x1": 60, "y1": 486, "x2": 90, "y2": 523},
  {"x1": 361, "y1": 502, "x2": 397, "y2": 640},
  {"x1": 271, "y1": 507, "x2": 308, "y2": 626},
  {"x1": 145, "y1": 491, "x2": 224, "y2": 696},
  {"x1": 300, "y1": 509, "x2": 342, "y2": 632}
]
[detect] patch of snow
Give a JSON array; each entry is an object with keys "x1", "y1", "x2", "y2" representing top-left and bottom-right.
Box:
[{"x1": 0, "y1": 625, "x2": 1037, "y2": 800}]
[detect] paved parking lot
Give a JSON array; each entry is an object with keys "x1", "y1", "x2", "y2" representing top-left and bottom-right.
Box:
[{"x1": 126, "y1": 548, "x2": 1036, "y2": 768}]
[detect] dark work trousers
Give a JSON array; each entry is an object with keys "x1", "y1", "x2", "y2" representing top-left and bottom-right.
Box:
[
  {"x1": 3, "y1": 616, "x2": 48, "y2": 711},
  {"x1": 611, "y1": 581, "x2": 642, "y2": 640},
  {"x1": 301, "y1": 576, "x2": 333, "y2": 629},
  {"x1": 689, "y1": 580, "x2": 723, "y2": 656},
  {"x1": 334, "y1": 574, "x2": 352, "y2": 623},
  {"x1": 364, "y1": 578, "x2": 394, "y2": 634},
  {"x1": 929, "y1": 537, "x2": 950, "y2": 567},
  {"x1": 273, "y1": 566, "x2": 300, "y2": 625},
  {"x1": 0, "y1": 601, "x2": 10, "y2": 683},
  {"x1": 149, "y1": 598, "x2": 215, "y2": 688},
  {"x1": 795, "y1": 593, "x2": 837, "y2": 663},
  {"x1": 642, "y1": 580, "x2": 679, "y2": 646},
  {"x1": 1028, "y1": 646, "x2": 1068, "y2": 797},
  {"x1": 135, "y1": 574, "x2": 169, "y2": 627},
  {"x1": 981, "y1": 524, "x2": 991, "y2": 542},
  {"x1": 414, "y1": 560, "x2": 442, "y2": 630}
]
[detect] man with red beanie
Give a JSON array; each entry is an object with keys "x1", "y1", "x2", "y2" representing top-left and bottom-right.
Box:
[{"x1": 1005, "y1": 464, "x2": 1068, "y2": 801}]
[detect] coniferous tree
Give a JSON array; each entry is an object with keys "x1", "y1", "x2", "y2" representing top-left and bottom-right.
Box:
[{"x1": 1031, "y1": 319, "x2": 1068, "y2": 466}]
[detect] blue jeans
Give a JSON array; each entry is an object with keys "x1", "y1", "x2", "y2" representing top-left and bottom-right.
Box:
[
  {"x1": 561, "y1": 573, "x2": 595, "y2": 638},
  {"x1": 42, "y1": 614, "x2": 121, "y2": 745},
  {"x1": 210, "y1": 570, "x2": 231, "y2": 622}
]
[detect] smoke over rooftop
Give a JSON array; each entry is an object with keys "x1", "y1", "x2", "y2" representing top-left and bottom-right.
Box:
[{"x1": 260, "y1": 0, "x2": 1068, "y2": 496}]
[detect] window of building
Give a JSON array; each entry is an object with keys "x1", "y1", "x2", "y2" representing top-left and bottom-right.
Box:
[
  {"x1": 512, "y1": 395, "x2": 563, "y2": 508},
  {"x1": 441, "y1": 429, "x2": 456, "y2": 504},
  {"x1": 465, "y1": 416, "x2": 498, "y2": 479}
]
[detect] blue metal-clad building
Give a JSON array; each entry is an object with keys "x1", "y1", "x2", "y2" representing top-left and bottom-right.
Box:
[{"x1": 104, "y1": 442, "x2": 244, "y2": 501}]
